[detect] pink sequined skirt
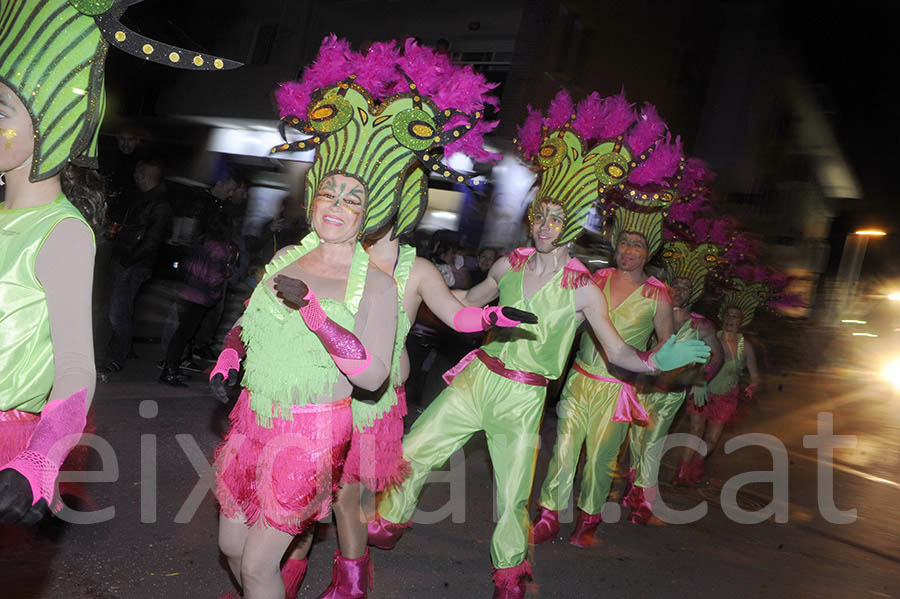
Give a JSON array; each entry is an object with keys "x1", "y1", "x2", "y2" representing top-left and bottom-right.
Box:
[
  {"x1": 688, "y1": 386, "x2": 740, "y2": 424},
  {"x1": 341, "y1": 386, "x2": 411, "y2": 492},
  {"x1": 214, "y1": 389, "x2": 353, "y2": 535}
]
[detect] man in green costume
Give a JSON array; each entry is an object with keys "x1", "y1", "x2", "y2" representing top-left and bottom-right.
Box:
[{"x1": 366, "y1": 90, "x2": 711, "y2": 599}]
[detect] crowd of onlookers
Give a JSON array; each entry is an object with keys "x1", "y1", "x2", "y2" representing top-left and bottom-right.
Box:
[{"x1": 92, "y1": 129, "x2": 512, "y2": 396}]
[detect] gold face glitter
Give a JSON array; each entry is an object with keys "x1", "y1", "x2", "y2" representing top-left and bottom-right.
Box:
[{"x1": 1, "y1": 128, "x2": 18, "y2": 150}]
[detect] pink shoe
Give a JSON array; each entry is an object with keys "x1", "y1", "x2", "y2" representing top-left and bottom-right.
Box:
[
  {"x1": 366, "y1": 514, "x2": 410, "y2": 550},
  {"x1": 671, "y1": 460, "x2": 693, "y2": 486},
  {"x1": 568, "y1": 509, "x2": 602, "y2": 548},
  {"x1": 282, "y1": 557, "x2": 308, "y2": 599},
  {"x1": 621, "y1": 482, "x2": 643, "y2": 510},
  {"x1": 690, "y1": 456, "x2": 706, "y2": 483},
  {"x1": 492, "y1": 561, "x2": 532, "y2": 599},
  {"x1": 529, "y1": 505, "x2": 560, "y2": 545},
  {"x1": 317, "y1": 549, "x2": 372, "y2": 599}
]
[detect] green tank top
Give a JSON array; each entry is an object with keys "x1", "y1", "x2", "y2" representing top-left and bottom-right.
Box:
[
  {"x1": 240, "y1": 232, "x2": 369, "y2": 427},
  {"x1": 709, "y1": 331, "x2": 743, "y2": 395},
  {"x1": 351, "y1": 243, "x2": 416, "y2": 431},
  {"x1": 480, "y1": 250, "x2": 583, "y2": 379},
  {"x1": 575, "y1": 268, "x2": 662, "y2": 378},
  {"x1": 0, "y1": 195, "x2": 93, "y2": 413}
]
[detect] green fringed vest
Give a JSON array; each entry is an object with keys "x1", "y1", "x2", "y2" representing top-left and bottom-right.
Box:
[
  {"x1": 350, "y1": 244, "x2": 416, "y2": 432},
  {"x1": 240, "y1": 232, "x2": 369, "y2": 427},
  {"x1": 0, "y1": 195, "x2": 93, "y2": 413}
]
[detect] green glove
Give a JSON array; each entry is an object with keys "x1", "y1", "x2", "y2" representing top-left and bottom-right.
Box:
[
  {"x1": 691, "y1": 383, "x2": 708, "y2": 407},
  {"x1": 652, "y1": 335, "x2": 711, "y2": 371}
]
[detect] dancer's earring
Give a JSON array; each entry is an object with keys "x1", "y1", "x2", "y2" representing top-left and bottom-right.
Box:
[{"x1": 0, "y1": 172, "x2": 5, "y2": 186}]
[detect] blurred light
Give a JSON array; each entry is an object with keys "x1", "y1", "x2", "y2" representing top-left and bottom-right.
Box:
[
  {"x1": 881, "y1": 358, "x2": 900, "y2": 390},
  {"x1": 855, "y1": 229, "x2": 886, "y2": 236},
  {"x1": 841, "y1": 319, "x2": 867, "y2": 324},
  {"x1": 852, "y1": 332, "x2": 878, "y2": 337},
  {"x1": 889, "y1": 292, "x2": 900, "y2": 301},
  {"x1": 72, "y1": 87, "x2": 87, "y2": 95},
  {"x1": 588, "y1": 259, "x2": 608, "y2": 264}
]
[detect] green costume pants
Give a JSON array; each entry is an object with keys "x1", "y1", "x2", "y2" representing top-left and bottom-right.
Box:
[
  {"x1": 378, "y1": 360, "x2": 544, "y2": 569},
  {"x1": 538, "y1": 368, "x2": 629, "y2": 515},
  {"x1": 629, "y1": 389, "x2": 686, "y2": 488}
]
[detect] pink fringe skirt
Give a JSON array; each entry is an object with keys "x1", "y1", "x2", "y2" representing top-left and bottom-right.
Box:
[
  {"x1": 214, "y1": 389, "x2": 353, "y2": 535},
  {"x1": 688, "y1": 386, "x2": 740, "y2": 424},
  {"x1": 341, "y1": 386, "x2": 410, "y2": 492}
]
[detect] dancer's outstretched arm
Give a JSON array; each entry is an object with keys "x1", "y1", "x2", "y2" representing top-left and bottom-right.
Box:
[{"x1": 411, "y1": 258, "x2": 535, "y2": 331}]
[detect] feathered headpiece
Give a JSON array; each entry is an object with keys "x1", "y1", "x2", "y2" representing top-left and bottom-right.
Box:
[
  {"x1": 721, "y1": 265, "x2": 802, "y2": 327},
  {"x1": 662, "y1": 241, "x2": 721, "y2": 307},
  {"x1": 272, "y1": 36, "x2": 499, "y2": 239},
  {"x1": 514, "y1": 89, "x2": 638, "y2": 246},
  {"x1": 0, "y1": 0, "x2": 241, "y2": 182}
]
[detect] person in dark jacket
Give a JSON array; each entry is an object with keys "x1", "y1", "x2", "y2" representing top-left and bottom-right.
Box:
[{"x1": 99, "y1": 159, "x2": 172, "y2": 374}]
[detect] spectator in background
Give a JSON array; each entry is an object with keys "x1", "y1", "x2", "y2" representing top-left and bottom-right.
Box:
[
  {"x1": 99, "y1": 160, "x2": 172, "y2": 375},
  {"x1": 474, "y1": 246, "x2": 501, "y2": 285},
  {"x1": 159, "y1": 212, "x2": 235, "y2": 386},
  {"x1": 430, "y1": 229, "x2": 471, "y2": 289}
]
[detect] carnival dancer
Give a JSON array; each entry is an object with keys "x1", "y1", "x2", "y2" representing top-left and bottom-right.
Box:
[
  {"x1": 210, "y1": 36, "x2": 503, "y2": 599},
  {"x1": 677, "y1": 269, "x2": 772, "y2": 483},
  {"x1": 366, "y1": 89, "x2": 711, "y2": 598},
  {"x1": 622, "y1": 223, "x2": 728, "y2": 521},
  {"x1": 532, "y1": 93, "x2": 695, "y2": 547},
  {"x1": 0, "y1": 0, "x2": 239, "y2": 526}
]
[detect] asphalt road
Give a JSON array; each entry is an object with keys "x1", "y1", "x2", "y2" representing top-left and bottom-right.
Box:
[{"x1": 2, "y1": 347, "x2": 898, "y2": 598}]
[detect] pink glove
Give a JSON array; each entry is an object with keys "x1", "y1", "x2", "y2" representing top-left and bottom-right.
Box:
[
  {"x1": 452, "y1": 306, "x2": 538, "y2": 332},
  {"x1": 744, "y1": 383, "x2": 758, "y2": 401},
  {"x1": 2, "y1": 388, "x2": 88, "y2": 508},
  {"x1": 299, "y1": 289, "x2": 371, "y2": 377}
]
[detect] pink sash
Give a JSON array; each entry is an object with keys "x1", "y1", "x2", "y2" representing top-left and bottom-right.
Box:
[
  {"x1": 572, "y1": 362, "x2": 648, "y2": 424},
  {"x1": 443, "y1": 349, "x2": 549, "y2": 387}
]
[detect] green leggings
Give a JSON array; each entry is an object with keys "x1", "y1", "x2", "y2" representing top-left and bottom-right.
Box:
[{"x1": 378, "y1": 360, "x2": 545, "y2": 569}]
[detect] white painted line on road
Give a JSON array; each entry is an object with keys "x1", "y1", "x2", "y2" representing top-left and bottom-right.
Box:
[{"x1": 787, "y1": 449, "x2": 900, "y2": 491}]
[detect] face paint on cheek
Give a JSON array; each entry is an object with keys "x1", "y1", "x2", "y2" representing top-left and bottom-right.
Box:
[{"x1": 1, "y1": 128, "x2": 17, "y2": 150}]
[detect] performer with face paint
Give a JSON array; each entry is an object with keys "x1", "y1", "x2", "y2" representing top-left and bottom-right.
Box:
[
  {"x1": 210, "y1": 36, "x2": 512, "y2": 599},
  {"x1": 531, "y1": 92, "x2": 700, "y2": 547},
  {"x1": 0, "y1": 0, "x2": 239, "y2": 526},
  {"x1": 366, "y1": 89, "x2": 710, "y2": 599}
]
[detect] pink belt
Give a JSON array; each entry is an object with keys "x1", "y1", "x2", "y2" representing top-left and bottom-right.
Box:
[
  {"x1": 0, "y1": 408, "x2": 41, "y2": 423},
  {"x1": 572, "y1": 362, "x2": 648, "y2": 424},
  {"x1": 443, "y1": 349, "x2": 549, "y2": 387}
]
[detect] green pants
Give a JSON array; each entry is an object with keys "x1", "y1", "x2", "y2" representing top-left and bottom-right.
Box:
[
  {"x1": 629, "y1": 389, "x2": 686, "y2": 488},
  {"x1": 538, "y1": 368, "x2": 628, "y2": 515},
  {"x1": 378, "y1": 359, "x2": 545, "y2": 569}
]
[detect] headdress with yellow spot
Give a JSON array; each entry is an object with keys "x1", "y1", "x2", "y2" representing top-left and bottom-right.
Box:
[
  {"x1": 272, "y1": 36, "x2": 499, "y2": 239},
  {"x1": 719, "y1": 264, "x2": 799, "y2": 327},
  {"x1": 0, "y1": 0, "x2": 241, "y2": 182},
  {"x1": 662, "y1": 241, "x2": 722, "y2": 307},
  {"x1": 514, "y1": 89, "x2": 688, "y2": 251}
]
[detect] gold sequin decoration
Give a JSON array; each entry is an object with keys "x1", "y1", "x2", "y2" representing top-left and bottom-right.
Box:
[
  {"x1": 169, "y1": 52, "x2": 180, "y2": 63},
  {"x1": 115, "y1": 31, "x2": 126, "y2": 42},
  {"x1": 193, "y1": 55, "x2": 204, "y2": 66},
  {"x1": 142, "y1": 44, "x2": 154, "y2": 55},
  {"x1": 214, "y1": 59, "x2": 224, "y2": 69}
]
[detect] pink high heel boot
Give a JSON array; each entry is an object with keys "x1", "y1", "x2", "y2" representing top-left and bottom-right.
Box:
[
  {"x1": 568, "y1": 509, "x2": 602, "y2": 548},
  {"x1": 317, "y1": 549, "x2": 372, "y2": 599},
  {"x1": 366, "y1": 514, "x2": 410, "y2": 550},
  {"x1": 529, "y1": 505, "x2": 560, "y2": 545},
  {"x1": 492, "y1": 561, "x2": 532, "y2": 599},
  {"x1": 282, "y1": 557, "x2": 308, "y2": 599}
]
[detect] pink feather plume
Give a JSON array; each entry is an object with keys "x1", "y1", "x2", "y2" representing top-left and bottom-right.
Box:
[
  {"x1": 629, "y1": 134, "x2": 683, "y2": 186},
  {"x1": 516, "y1": 106, "x2": 544, "y2": 159},
  {"x1": 545, "y1": 89, "x2": 575, "y2": 130},
  {"x1": 680, "y1": 157, "x2": 715, "y2": 195},
  {"x1": 626, "y1": 103, "x2": 667, "y2": 156},
  {"x1": 444, "y1": 119, "x2": 502, "y2": 163},
  {"x1": 571, "y1": 90, "x2": 635, "y2": 141}
]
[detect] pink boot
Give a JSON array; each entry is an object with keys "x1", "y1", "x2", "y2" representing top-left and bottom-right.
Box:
[
  {"x1": 621, "y1": 480, "x2": 643, "y2": 510},
  {"x1": 568, "y1": 509, "x2": 602, "y2": 548},
  {"x1": 671, "y1": 460, "x2": 693, "y2": 486},
  {"x1": 492, "y1": 561, "x2": 532, "y2": 599},
  {"x1": 317, "y1": 549, "x2": 371, "y2": 599},
  {"x1": 366, "y1": 514, "x2": 410, "y2": 550},
  {"x1": 690, "y1": 456, "x2": 706, "y2": 483},
  {"x1": 282, "y1": 557, "x2": 308, "y2": 599},
  {"x1": 627, "y1": 485, "x2": 658, "y2": 525},
  {"x1": 529, "y1": 505, "x2": 560, "y2": 545}
]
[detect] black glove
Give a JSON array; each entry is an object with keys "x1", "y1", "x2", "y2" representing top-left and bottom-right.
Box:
[
  {"x1": 209, "y1": 368, "x2": 240, "y2": 404},
  {"x1": 0, "y1": 469, "x2": 50, "y2": 526}
]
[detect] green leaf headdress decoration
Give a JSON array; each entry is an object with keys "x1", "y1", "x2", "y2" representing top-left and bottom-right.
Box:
[
  {"x1": 719, "y1": 278, "x2": 771, "y2": 328},
  {"x1": 662, "y1": 241, "x2": 722, "y2": 306},
  {"x1": 0, "y1": 0, "x2": 241, "y2": 182},
  {"x1": 272, "y1": 36, "x2": 499, "y2": 240}
]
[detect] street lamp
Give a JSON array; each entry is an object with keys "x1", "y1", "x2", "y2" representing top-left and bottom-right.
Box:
[
  {"x1": 855, "y1": 229, "x2": 887, "y2": 236},
  {"x1": 834, "y1": 228, "x2": 887, "y2": 318}
]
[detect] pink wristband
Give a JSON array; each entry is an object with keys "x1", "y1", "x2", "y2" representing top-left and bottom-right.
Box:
[
  {"x1": 636, "y1": 350, "x2": 660, "y2": 373},
  {"x1": 453, "y1": 306, "x2": 486, "y2": 332},
  {"x1": 210, "y1": 348, "x2": 241, "y2": 381}
]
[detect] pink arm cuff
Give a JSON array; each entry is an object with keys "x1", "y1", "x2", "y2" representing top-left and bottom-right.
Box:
[
  {"x1": 299, "y1": 289, "x2": 372, "y2": 377},
  {"x1": 223, "y1": 325, "x2": 246, "y2": 358},
  {"x1": 636, "y1": 350, "x2": 660, "y2": 373},
  {"x1": 452, "y1": 306, "x2": 520, "y2": 333},
  {"x1": 2, "y1": 388, "x2": 88, "y2": 506},
  {"x1": 210, "y1": 348, "x2": 241, "y2": 381}
]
